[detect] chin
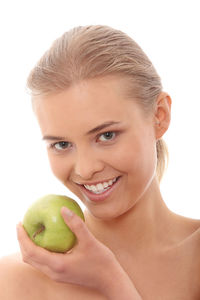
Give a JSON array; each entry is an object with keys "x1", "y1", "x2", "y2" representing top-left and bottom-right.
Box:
[{"x1": 85, "y1": 203, "x2": 131, "y2": 222}]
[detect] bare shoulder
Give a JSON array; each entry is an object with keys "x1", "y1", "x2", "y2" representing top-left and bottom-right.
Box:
[
  {"x1": 179, "y1": 215, "x2": 200, "y2": 247},
  {"x1": 0, "y1": 252, "x2": 49, "y2": 300},
  {"x1": 181, "y1": 216, "x2": 200, "y2": 287},
  {"x1": 171, "y1": 212, "x2": 200, "y2": 238},
  {"x1": 190, "y1": 220, "x2": 200, "y2": 293},
  {"x1": 171, "y1": 212, "x2": 200, "y2": 257},
  {"x1": 0, "y1": 253, "x2": 106, "y2": 300}
]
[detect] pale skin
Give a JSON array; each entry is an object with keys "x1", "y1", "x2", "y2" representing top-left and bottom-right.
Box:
[{"x1": 0, "y1": 76, "x2": 200, "y2": 299}]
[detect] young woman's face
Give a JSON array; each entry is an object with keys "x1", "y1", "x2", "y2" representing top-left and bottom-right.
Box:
[{"x1": 34, "y1": 76, "x2": 158, "y2": 220}]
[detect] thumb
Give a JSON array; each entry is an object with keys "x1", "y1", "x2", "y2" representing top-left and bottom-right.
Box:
[{"x1": 61, "y1": 207, "x2": 92, "y2": 244}]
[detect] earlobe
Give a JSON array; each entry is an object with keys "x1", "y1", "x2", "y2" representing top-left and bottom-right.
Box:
[{"x1": 154, "y1": 92, "x2": 172, "y2": 140}]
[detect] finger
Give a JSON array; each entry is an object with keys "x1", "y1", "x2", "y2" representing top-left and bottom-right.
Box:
[
  {"x1": 16, "y1": 223, "x2": 60, "y2": 267},
  {"x1": 61, "y1": 207, "x2": 94, "y2": 244},
  {"x1": 16, "y1": 223, "x2": 77, "y2": 283}
]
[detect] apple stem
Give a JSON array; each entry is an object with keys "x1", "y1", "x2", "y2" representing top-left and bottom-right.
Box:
[{"x1": 32, "y1": 224, "x2": 45, "y2": 239}]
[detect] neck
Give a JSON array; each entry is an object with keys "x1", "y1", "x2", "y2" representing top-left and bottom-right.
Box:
[{"x1": 85, "y1": 178, "x2": 175, "y2": 255}]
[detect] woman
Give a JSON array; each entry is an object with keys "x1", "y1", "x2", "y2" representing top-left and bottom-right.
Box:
[{"x1": 1, "y1": 25, "x2": 200, "y2": 299}]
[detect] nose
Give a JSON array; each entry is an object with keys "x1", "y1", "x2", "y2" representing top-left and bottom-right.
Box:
[{"x1": 73, "y1": 148, "x2": 104, "y2": 180}]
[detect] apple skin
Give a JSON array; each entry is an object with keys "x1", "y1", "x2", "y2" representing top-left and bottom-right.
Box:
[{"x1": 23, "y1": 194, "x2": 85, "y2": 253}]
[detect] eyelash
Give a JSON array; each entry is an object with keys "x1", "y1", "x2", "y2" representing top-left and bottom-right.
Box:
[
  {"x1": 96, "y1": 131, "x2": 117, "y2": 142},
  {"x1": 48, "y1": 131, "x2": 119, "y2": 153}
]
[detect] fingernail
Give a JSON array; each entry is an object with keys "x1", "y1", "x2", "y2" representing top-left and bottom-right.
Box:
[
  {"x1": 16, "y1": 223, "x2": 21, "y2": 233},
  {"x1": 62, "y1": 207, "x2": 74, "y2": 217},
  {"x1": 16, "y1": 222, "x2": 21, "y2": 229}
]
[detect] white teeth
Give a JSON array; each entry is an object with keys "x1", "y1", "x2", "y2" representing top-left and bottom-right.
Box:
[
  {"x1": 90, "y1": 185, "x2": 97, "y2": 192},
  {"x1": 96, "y1": 183, "x2": 104, "y2": 191},
  {"x1": 103, "y1": 182, "x2": 109, "y2": 188},
  {"x1": 83, "y1": 177, "x2": 118, "y2": 194},
  {"x1": 92, "y1": 185, "x2": 98, "y2": 192},
  {"x1": 85, "y1": 185, "x2": 92, "y2": 191}
]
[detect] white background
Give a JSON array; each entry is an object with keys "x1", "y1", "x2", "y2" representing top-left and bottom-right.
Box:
[{"x1": 0, "y1": 0, "x2": 199, "y2": 257}]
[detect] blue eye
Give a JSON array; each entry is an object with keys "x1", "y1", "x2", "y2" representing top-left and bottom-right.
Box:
[
  {"x1": 50, "y1": 141, "x2": 71, "y2": 151},
  {"x1": 98, "y1": 131, "x2": 116, "y2": 142}
]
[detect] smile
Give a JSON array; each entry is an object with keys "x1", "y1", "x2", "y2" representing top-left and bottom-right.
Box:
[
  {"x1": 83, "y1": 177, "x2": 118, "y2": 194},
  {"x1": 75, "y1": 176, "x2": 121, "y2": 202}
]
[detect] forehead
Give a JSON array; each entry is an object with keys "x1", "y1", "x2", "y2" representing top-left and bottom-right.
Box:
[{"x1": 33, "y1": 76, "x2": 144, "y2": 133}]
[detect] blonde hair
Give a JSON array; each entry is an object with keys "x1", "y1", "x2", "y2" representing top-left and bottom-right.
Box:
[{"x1": 27, "y1": 25, "x2": 169, "y2": 182}]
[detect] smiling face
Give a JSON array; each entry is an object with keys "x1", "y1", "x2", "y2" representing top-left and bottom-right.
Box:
[{"x1": 34, "y1": 76, "x2": 159, "y2": 220}]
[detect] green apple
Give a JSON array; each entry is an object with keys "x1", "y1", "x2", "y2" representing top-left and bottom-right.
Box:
[{"x1": 23, "y1": 194, "x2": 85, "y2": 253}]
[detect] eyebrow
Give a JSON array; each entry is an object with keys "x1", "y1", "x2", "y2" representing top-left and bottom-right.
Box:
[{"x1": 42, "y1": 121, "x2": 121, "y2": 141}]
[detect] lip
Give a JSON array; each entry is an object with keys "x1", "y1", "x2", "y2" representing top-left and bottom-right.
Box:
[{"x1": 78, "y1": 176, "x2": 121, "y2": 202}]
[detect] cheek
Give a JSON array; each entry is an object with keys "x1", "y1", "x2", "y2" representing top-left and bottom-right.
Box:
[
  {"x1": 131, "y1": 140, "x2": 157, "y2": 187},
  {"x1": 111, "y1": 135, "x2": 157, "y2": 180},
  {"x1": 47, "y1": 154, "x2": 70, "y2": 183}
]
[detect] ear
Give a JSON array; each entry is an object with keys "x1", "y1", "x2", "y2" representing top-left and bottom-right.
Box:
[{"x1": 154, "y1": 92, "x2": 172, "y2": 140}]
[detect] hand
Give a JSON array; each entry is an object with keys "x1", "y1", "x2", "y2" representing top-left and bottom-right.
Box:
[{"x1": 17, "y1": 207, "x2": 120, "y2": 294}]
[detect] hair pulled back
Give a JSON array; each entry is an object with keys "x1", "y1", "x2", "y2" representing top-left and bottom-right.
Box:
[{"x1": 27, "y1": 25, "x2": 169, "y2": 182}]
